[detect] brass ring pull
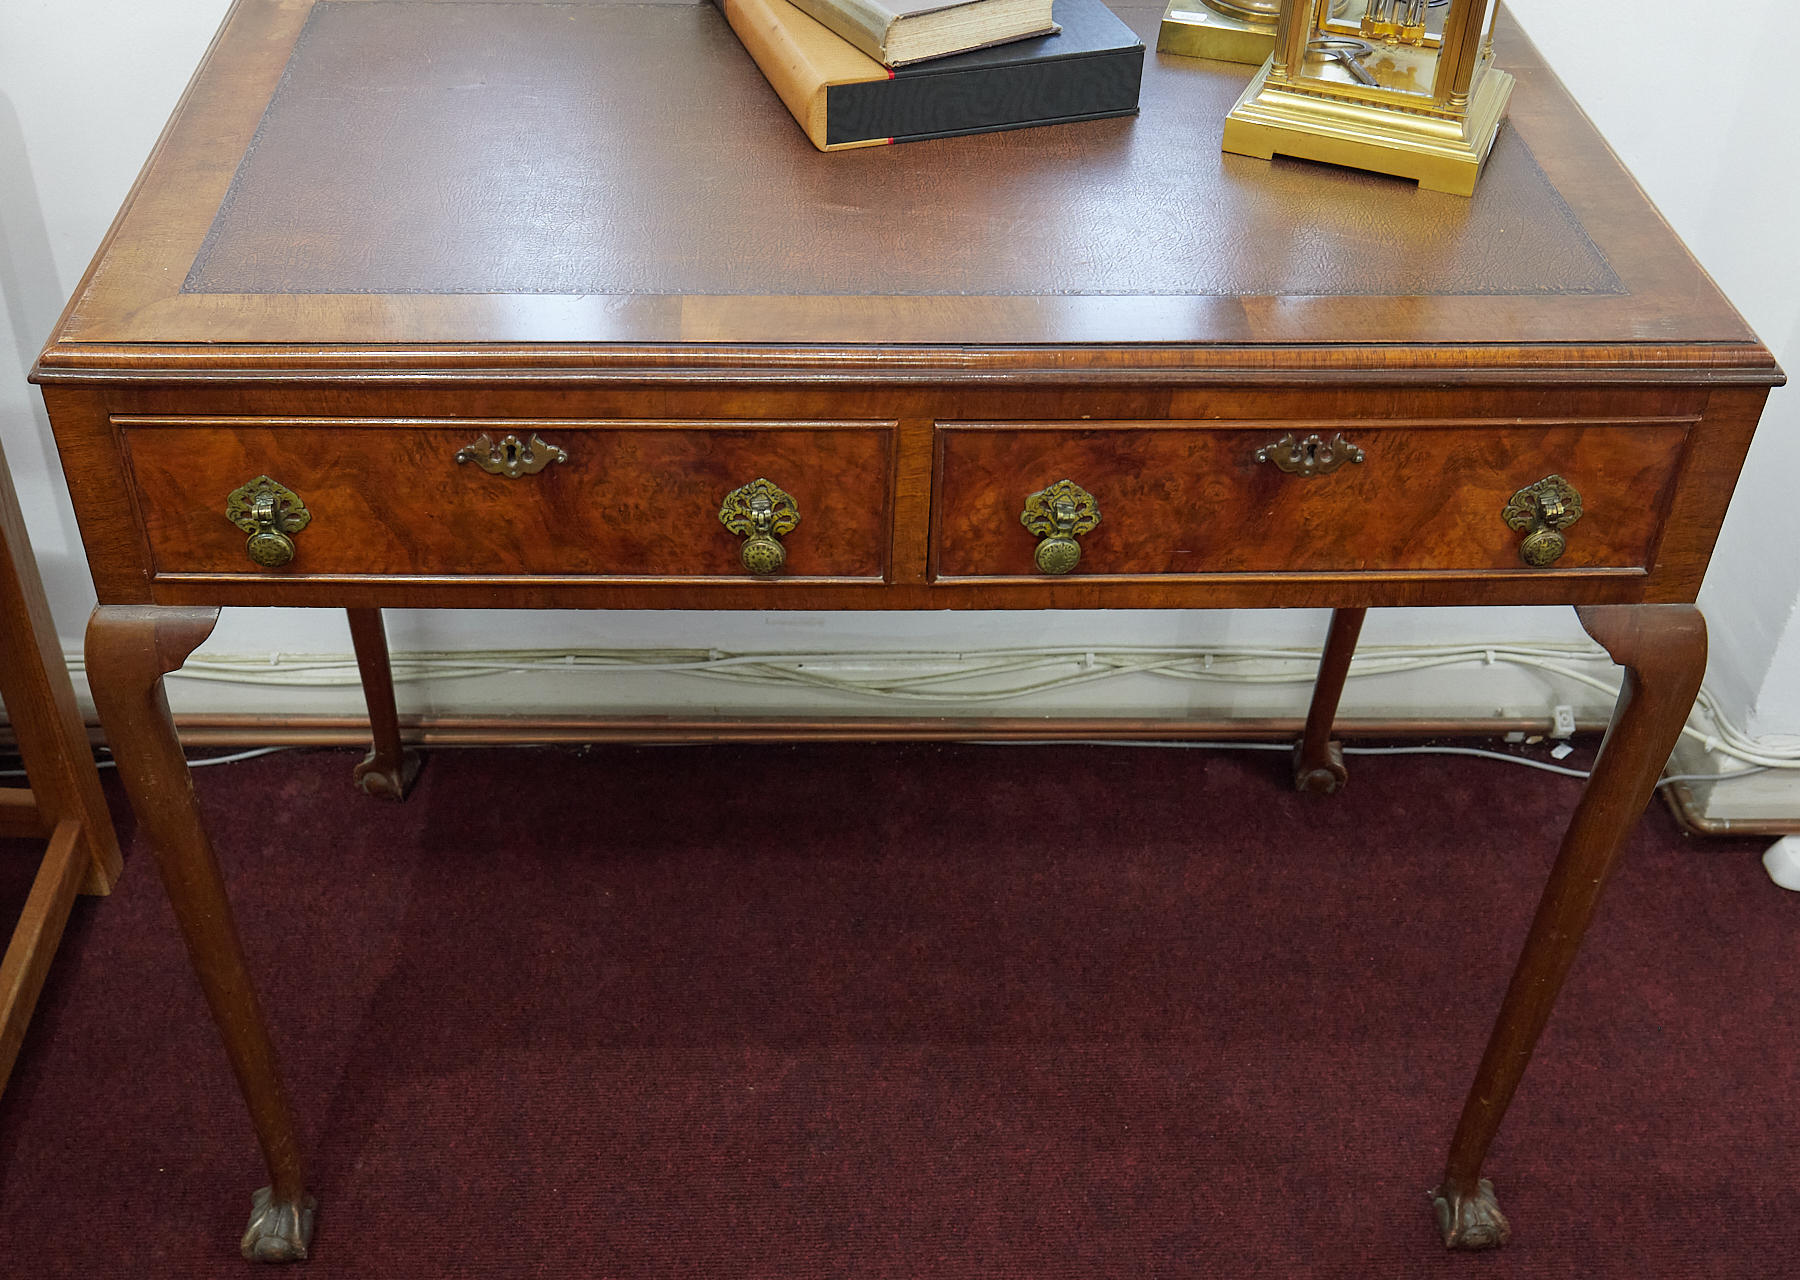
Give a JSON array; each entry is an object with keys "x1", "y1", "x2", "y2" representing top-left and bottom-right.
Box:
[
  {"x1": 1503, "y1": 475, "x2": 1583, "y2": 567},
  {"x1": 719, "y1": 478, "x2": 800, "y2": 575},
  {"x1": 1255, "y1": 432, "x2": 1364, "y2": 477},
  {"x1": 454, "y1": 432, "x2": 567, "y2": 477},
  {"x1": 1021, "y1": 479, "x2": 1101, "y2": 575},
  {"x1": 225, "y1": 476, "x2": 312, "y2": 568}
]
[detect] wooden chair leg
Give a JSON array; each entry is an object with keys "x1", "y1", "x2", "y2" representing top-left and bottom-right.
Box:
[
  {"x1": 1294, "y1": 607, "x2": 1367, "y2": 793},
  {"x1": 85, "y1": 605, "x2": 315, "y2": 1263},
  {"x1": 1431, "y1": 603, "x2": 1706, "y2": 1249},
  {"x1": 347, "y1": 607, "x2": 420, "y2": 801}
]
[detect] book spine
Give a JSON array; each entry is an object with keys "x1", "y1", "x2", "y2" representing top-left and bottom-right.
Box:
[
  {"x1": 826, "y1": 47, "x2": 1143, "y2": 147},
  {"x1": 722, "y1": 0, "x2": 892, "y2": 151},
  {"x1": 781, "y1": 0, "x2": 898, "y2": 64}
]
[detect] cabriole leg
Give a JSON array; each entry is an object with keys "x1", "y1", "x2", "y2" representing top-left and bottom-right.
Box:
[
  {"x1": 1432, "y1": 603, "x2": 1706, "y2": 1248},
  {"x1": 85, "y1": 606, "x2": 315, "y2": 1262},
  {"x1": 347, "y1": 607, "x2": 420, "y2": 801},
  {"x1": 1294, "y1": 607, "x2": 1366, "y2": 793}
]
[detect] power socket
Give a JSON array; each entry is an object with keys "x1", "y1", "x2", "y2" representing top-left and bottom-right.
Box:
[{"x1": 1551, "y1": 705, "x2": 1576, "y2": 739}]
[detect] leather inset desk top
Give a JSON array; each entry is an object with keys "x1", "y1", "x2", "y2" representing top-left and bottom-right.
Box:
[
  {"x1": 42, "y1": 0, "x2": 1763, "y2": 354},
  {"x1": 184, "y1": 0, "x2": 1620, "y2": 299}
]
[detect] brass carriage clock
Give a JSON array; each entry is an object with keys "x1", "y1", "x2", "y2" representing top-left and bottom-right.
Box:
[
  {"x1": 1158, "y1": 0, "x2": 1286, "y2": 65},
  {"x1": 1221, "y1": 0, "x2": 1514, "y2": 196},
  {"x1": 1159, "y1": 0, "x2": 1348, "y2": 66}
]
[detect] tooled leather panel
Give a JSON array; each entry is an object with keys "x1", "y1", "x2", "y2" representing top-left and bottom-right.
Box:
[{"x1": 183, "y1": 1, "x2": 1619, "y2": 299}]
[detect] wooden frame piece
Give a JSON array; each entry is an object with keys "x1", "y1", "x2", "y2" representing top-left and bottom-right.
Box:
[{"x1": 0, "y1": 435, "x2": 122, "y2": 1095}]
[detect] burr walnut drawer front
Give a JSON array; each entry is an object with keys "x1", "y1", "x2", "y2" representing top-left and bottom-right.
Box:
[
  {"x1": 118, "y1": 418, "x2": 896, "y2": 580},
  {"x1": 933, "y1": 418, "x2": 1695, "y2": 579}
]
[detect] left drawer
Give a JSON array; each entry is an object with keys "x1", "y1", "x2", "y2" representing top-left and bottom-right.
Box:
[{"x1": 118, "y1": 418, "x2": 896, "y2": 580}]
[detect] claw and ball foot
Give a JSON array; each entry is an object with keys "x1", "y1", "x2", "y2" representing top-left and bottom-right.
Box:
[
  {"x1": 1431, "y1": 1178, "x2": 1510, "y2": 1250},
  {"x1": 241, "y1": 1187, "x2": 317, "y2": 1263},
  {"x1": 1292, "y1": 740, "x2": 1349, "y2": 794},
  {"x1": 352, "y1": 746, "x2": 422, "y2": 801}
]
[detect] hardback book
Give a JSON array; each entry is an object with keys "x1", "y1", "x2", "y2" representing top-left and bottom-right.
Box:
[
  {"x1": 718, "y1": 0, "x2": 1144, "y2": 152},
  {"x1": 786, "y1": 0, "x2": 1058, "y2": 67}
]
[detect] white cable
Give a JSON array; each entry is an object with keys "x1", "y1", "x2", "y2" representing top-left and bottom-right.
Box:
[
  {"x1": 975, "y1": 739, "x2": 1295, "y2": 751},
  {"x1": 973, "y1": 739, "x2": 1772, "y2": 787},
  {"x1": 1343, "y1": 743, "x2": 1592, "y2": 778},
  {"x1": 1658, "y1": 768, "x2": 1770, "y2": 785},
  {"x1": 0, "y1": 745, "x2": 289, "y2": 779},
  {"x1": 980, "y1": 738, "x2": 1593, "y2": 777},
  {"x1": 165, "y1": 746, "x2": 291, "y2": 768},
  {"x1": 0, "y1": 738, "x2": 1771, "y2": 792}
]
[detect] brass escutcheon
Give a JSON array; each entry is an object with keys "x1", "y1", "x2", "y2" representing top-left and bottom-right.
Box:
[
  {"x1": 1503, "y1": 475, "x2": 1583, "y2": 568},
  {"x1": 454, "y1": 432, "x2": 567, "y2": 478},
  {"x1": 1020, "y1": 479, "x2": 1101, "y2": 575},
  {"x1": 225, "y1": 476, "x2": 312, "y2": 568},
  {"x1": 1255, "y1": 432, "x2": 1365, "y2": 477},
  {"x1": 719, "y1": 478, "x2": 800, "y2": 575}
]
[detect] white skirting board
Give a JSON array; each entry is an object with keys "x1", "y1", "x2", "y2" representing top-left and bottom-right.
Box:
[
  {"x1": 38, "y1": 607, "x2": 1798, "y2": 823},
  {"x1": 1667, "y1": 734, "x2": 1800, "y2": 825},
  {"x1": 63, "y1": 639, "x2": 1624, "y2": 730}
]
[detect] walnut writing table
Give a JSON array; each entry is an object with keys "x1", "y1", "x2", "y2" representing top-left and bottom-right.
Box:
[{"x1": 31, "y1": 0, "x2": 1781, "y2": 1263}]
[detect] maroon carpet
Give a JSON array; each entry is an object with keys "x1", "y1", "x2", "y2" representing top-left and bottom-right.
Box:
[{"x1": 0, "y1": 740, "x2": 1794, "y2": 1277}]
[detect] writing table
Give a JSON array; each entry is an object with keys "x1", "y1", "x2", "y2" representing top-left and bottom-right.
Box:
[{"x1": 31, "y1": 0, "x2": 1781, "y2": 1262}]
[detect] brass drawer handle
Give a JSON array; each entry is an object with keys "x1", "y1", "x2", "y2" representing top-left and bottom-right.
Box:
[
  {"x1": 720, "y1": 478, "x2": 800, "y2": 575},
  {"x1": 454, "y1": 432, "x2": 567, "y2": 477},
  {"x1": 1021, "y1": 479, "x2": 1101, "y2": 575},
  {"x1": 1255, "y1": 432, "x2": 1364, "y2": 477},
  {"x1": 226, "y1": 476, "x2": 312, "y2": 568},
  {"x1": 1503, "y1": 475, "x2": 1583, "y2": 567}
]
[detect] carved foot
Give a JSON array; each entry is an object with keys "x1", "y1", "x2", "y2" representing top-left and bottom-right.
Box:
[
  {"x1": 1293, "y1": 741, "x2": 1348, "y2": 794},
  {"x1": 352, "y1": 747, "x2": 422, "y2": 801},
  {"x1": 240, "y1": 1186, "x2": 316, "y2": 1262},
  {"x1": 1431, "y1": 1178, "x2": 1510, "y2": 1250}
]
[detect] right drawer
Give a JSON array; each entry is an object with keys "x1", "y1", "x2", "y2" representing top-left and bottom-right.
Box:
[{"x1": 932, "y1": 418, "x2": 1694, "y2": 579}]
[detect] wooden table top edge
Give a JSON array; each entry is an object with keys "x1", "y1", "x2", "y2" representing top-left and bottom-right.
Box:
[{"x1": 32, "y1": 341, "x2": 1787, "y2": 384}]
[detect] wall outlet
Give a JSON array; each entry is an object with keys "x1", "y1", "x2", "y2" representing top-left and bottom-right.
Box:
[{"x1": 1551, "y1": 705, "x2": 1577, "y2": 739}]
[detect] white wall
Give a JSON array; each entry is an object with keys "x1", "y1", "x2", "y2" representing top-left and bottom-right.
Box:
[
  {"x1": 0, "y1": 1, "x2": 1792, "y2": 742},
  {"x1": 1503, "y1": 0, "x2": 1800, "y2": 743}
]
